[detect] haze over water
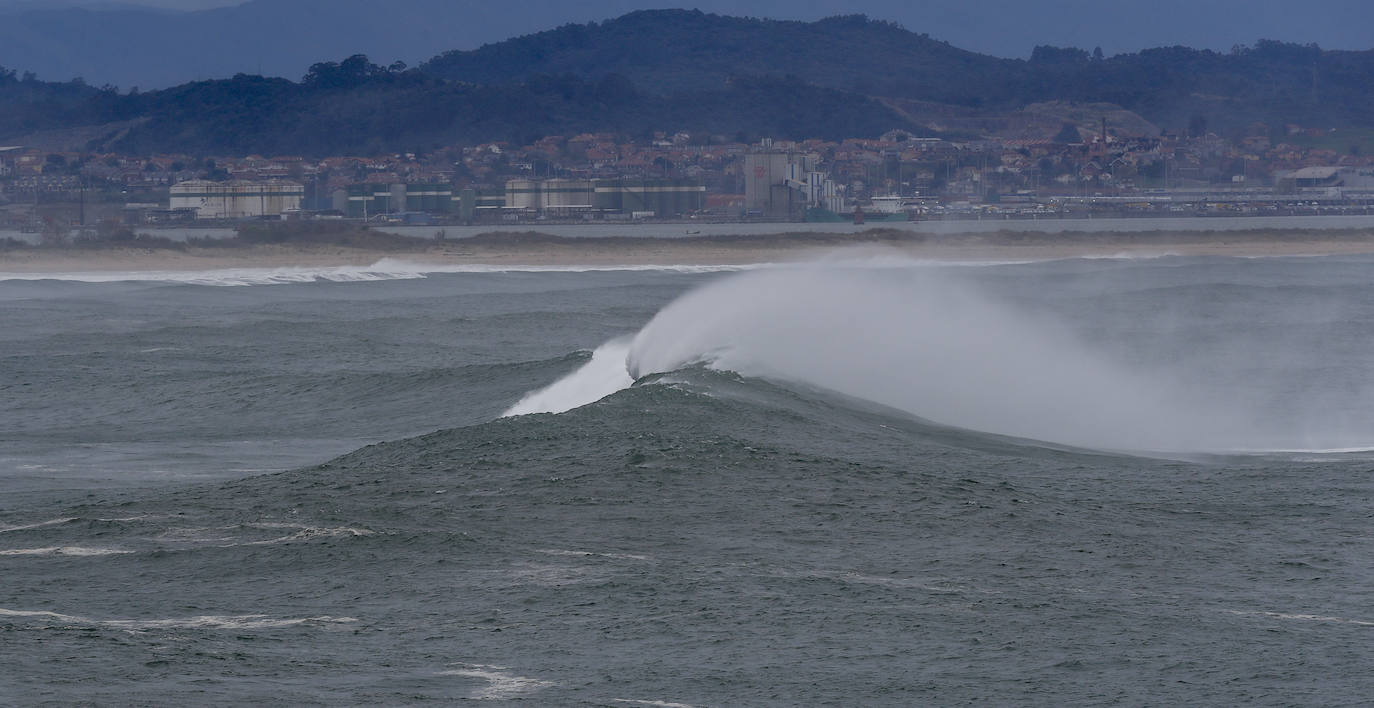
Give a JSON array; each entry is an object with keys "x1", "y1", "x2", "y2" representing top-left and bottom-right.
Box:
[{"x1": 4, "y1": 251, "x2": 1374, "y2": 704}]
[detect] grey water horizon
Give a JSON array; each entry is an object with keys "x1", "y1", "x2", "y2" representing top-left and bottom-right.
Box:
[{"x1": 3, "y1": 251, "x2": 1374, "y2": 705}]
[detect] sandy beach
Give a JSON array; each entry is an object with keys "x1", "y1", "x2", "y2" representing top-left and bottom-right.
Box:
[{"x1": 5, "y1": 228, "x2": 1374, "y2": 273}]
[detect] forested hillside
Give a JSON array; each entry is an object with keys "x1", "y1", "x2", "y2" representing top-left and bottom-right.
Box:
[
  {"x1": 426, "y1": 11, "x2": 1374, "y2": 133},
  {"x1": 3, "y1": 11, "x2": 1373, "y2": 156},
  {"x1": 0, "y1": 53, "x2": 916, "y2": 156}
]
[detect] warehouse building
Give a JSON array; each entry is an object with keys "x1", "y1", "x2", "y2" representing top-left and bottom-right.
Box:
[
  {"x1": 335, "y1": 183, "x2": 457, "y2": 219},
  {"x1": 592, "y1": 178, "x2": 706, "y2": 217},
  {"x1": 170, "y1": 180, "x2": 304, "y2": 219},
  {"x1": 505, "y1": 179, "x2": 597, "y2": 213},
  {"x1": 744, "y1": 150, "x2": 845, "y2": 217},
  {"x1": 502, "y1": 178, "x2": 704, "y2": 217}
]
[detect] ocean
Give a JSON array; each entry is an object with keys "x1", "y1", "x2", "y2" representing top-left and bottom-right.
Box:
[{"x1": 2, "y1": 252, "x2": 1373, "y2": 706}]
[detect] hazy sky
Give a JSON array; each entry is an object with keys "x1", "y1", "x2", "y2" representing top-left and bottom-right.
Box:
[
  {"x1": 112, "y1": 0, "x2": 240, "y2": 7},
  {"x1": 0, "y1": 0, "x2": 241, "y2": 8},
  {"x1": 3, "y1": 0, "x2": 1370, "y2": 58}
]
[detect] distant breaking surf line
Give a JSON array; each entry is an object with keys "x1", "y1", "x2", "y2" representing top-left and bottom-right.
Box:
[{"x1": 0, "y1": 259, "x2": 760, "y2": 286}]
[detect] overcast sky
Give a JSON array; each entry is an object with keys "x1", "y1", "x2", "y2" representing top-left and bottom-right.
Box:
[
  {"x1": 0, "y1": 0, "x2": 241, "y2": 8},
  {"x1": 2, "y1": 0, "x2": 1370, "y2": 59}
]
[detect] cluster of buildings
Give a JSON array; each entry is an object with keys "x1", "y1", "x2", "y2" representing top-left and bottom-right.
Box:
[
  {"x1": 338, "y1": 178, "x2": 706, "y2": 222},
  {"x1": 152, "y1": 177, "x2": 709, "y2": 222},
  {"x1": 5, "y1": 121, "x2": 1374, "y2": 230}
]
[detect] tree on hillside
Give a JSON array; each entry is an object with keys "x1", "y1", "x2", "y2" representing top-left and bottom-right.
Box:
[{"x1": 1053, "y1": 122, "x2": 1082, "y2": 143}]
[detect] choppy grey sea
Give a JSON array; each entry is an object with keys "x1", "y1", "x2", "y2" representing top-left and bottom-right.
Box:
[{"x1": 2, "y1": 252, "x2": 1373, "y2": 706}]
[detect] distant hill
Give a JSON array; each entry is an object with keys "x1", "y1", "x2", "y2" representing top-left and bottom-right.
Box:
[
  {"x1": 422, "y1": 11, "x2": 1011, "y2": 105},
  {"x1": 3, "y1": 0, "x2": 1372, "y2": 89},
  {"x1": 423, "y1": 11, "x2": 1374, "y2": 134},
  {"x1": 3, "y1": 10, "x2": 1374, "y2": 156},
  {"x1": 0, "y1": 58, "x2": 914, "y2": 156}
]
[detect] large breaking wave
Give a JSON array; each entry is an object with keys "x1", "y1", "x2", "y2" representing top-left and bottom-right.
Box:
[{"x1": 506, "y1": 255, "x2": 1374, "y2": 453}]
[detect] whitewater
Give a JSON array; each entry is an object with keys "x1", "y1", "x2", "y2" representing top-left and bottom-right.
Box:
[{"x1": 0, "y1": 258, "x2": 757, "y2": 287}]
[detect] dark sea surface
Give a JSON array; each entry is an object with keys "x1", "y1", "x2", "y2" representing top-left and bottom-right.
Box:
[{"x1": 2, "y1": 254, "x2": 1373, "y2": 706}]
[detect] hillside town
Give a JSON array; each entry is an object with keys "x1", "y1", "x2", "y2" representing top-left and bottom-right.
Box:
[{"x1": 4, "y1": 119, "x2": 1374, "y2": 234}]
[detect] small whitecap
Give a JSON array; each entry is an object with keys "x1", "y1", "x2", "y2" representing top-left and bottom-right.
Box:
[
  {"x1": 0, "y1": 546, "x2": 132, "y2": 557},
  {"x1": 438, "y1": 663, "x2": 555, "y2": 700},
  {"x1": 0, "y1": 518, "x2": 76, "y2": 533},
  {"x1": 1224, "y1": 609, "x2": 1374, "y2": 627},
  {"x1": 0, "y1": 607, "x2": 357, "y2": 630}
]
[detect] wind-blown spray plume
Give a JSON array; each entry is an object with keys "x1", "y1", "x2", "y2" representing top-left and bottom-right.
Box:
[
  {"x1": 508, "y1": 259, "x2": 1239, "y2": 451},
  {"x1": 623, "y1": 264, "x2": 1221, "y2": 451}
]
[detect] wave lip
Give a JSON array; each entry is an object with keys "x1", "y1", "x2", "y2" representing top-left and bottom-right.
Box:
[{"x1": 503, "y1": 338, "x2": 635, "y2": 417}]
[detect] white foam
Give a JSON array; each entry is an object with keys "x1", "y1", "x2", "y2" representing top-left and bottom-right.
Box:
[
  {"x1": 0, "y1": 608, "x2": 358, "y2": 630},
  {"x1": 1076, "y1": 251, "x2": 1183, "y2": 260},
  {"x1": 0, "y1": 546, "x2": 132, "y2": 556},
  {"x1": 242, "y1": 523, "x2": 376, "y2": 545},
  {"x1": 370, "y1": 259, "x2": 759, "y2": 275},
  {"x1": 0, "y1": 264, "x2": 425, "y2": 286},
  {"x1": 536, "y1": 548, "x2": 653, "y2": 561},
  {"x1": 0, "y1": 259, "x2": 758, "y2": 287},
  {"x1": 0, "y1": 517, "x2": 75, "y2": 533},
  {"x1": 1224, "y1": 609, "x2": 1374, "y2": 627},
  {"x1": 157, "y1": 522, "x2": 376, "y2": 547},
  {"x1": 503, "y1": 338, "x2": 636, "y2": 416},
  {"x1": 438, "y1": 664, "x2": 555, "y2": 700},
  {"x1": 1234, "y1": 446, "x2": 1374, "y2": 455}
]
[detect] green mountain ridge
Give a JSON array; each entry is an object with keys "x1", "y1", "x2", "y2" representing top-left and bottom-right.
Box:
[{"x1": 2, "y1": 10, "x2": 1372, "y2": 156}]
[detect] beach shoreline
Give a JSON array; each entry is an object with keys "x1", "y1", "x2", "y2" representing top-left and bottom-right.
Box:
[{"x1": 4, "y1": 228, "x2": 1374, "y2": 273}]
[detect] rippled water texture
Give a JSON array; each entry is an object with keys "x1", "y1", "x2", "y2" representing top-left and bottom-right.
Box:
[{"x1": 3, "y1": 254, "x2": 1374, "y2": 706}]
